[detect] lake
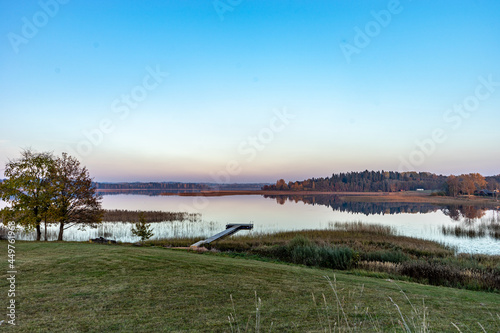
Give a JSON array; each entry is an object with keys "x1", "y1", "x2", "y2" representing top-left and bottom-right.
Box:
[{"x1": 2, "y1": 194, "x2": 499, "y2": 255}]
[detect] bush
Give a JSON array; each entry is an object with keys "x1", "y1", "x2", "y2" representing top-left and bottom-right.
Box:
[
  {"x1": 399, "y1": 260, "x2": 500, "y2": 291},
  {"x1": 265, "y1": 236, "x2": 358, "y2": 270},
  {"x1": 399, "y1": 260, "x2": 461, "y2": 287},
  {"x1": 363, "y1": 250, "x2": 408, "y2": 263}
]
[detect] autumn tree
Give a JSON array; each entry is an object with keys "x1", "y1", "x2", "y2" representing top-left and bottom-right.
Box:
[
  {"x1": 459, "y1": 173, "x2": 487, "y2": 197},
  {"x1": 0, "y1": 150, "x2": 54, "y2": 241},
  {"x1": 459, "y1": 175, "x2": 475, "y2": 197},
  {"x1": 49, "y1": 153, "x2": 103, "y2": 241},
  {"x1": 445, "y1": 175, "x2": 460, "y2": 197},
  {"x1": 275, "y1": 179, "x2": 288, "y2": 190},
  {"x1": 469, "y1": 173, "x2": 487, "y2": 189}
]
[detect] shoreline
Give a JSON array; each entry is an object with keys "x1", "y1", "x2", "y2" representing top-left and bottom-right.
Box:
[{"x1": 159, "y1": 190, "x2": 500, "y2": 207}]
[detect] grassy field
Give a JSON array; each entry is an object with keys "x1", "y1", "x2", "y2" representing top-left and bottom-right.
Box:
[{"x1": 1, "y1": 242, "x2": 499, "y2": 332}]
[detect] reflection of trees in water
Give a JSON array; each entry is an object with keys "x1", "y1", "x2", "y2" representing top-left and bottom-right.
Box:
[
  {"x1": 264, "y1": 195, "x2": 500, "y2": 222},
  {"x1": 263, "y1": 194, "x2": 440, "y2": 215},
  {"x1": 442, "y1": 205, "x2": 488, "y2": 222},
  {"x1": 441, "y1": 208, "x2": 500, "y2": 239}
]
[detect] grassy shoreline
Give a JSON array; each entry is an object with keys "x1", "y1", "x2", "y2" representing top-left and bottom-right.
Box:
[
  {"x1": 151, "y1": 223, "x2": 500, "y2": 292},
  {"x1": 1, "y1": 241, "x2": 499, "y2": 332}
]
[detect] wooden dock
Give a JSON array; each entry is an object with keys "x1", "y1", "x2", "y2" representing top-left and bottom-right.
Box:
[{"x1": 190, "y1": 223, "x2": 253, "y2": 247}]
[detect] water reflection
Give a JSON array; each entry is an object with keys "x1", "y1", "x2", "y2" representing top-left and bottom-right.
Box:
[
  {"x1": 442, "y1": 205, "x2": 488, "y2": 221},
  {"x1": 441, "y1": 208, "x2": 499, "y2": 240},
  {"x1": 262, "y1": 194, "x2": 500, "y2": 249},
  {"x1": 263, "y1": 194, "x2": 440, "y2": 215},
  {"x1": 263, "y1": 194, "x2": 499, "y2": 222}
]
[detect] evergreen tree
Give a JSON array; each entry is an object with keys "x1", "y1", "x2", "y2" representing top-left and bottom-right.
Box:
[{"x1": 131, "y1": 213, "x2": 154, "y2": 242}]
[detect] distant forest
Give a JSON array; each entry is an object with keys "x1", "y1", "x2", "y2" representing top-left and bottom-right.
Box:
[
  {"x1": 93, "y1": 182, "x2": 267, "y2": 192},
  {"x1": 262, "y1": 171, "x2": 500, "y2": 193},
  {"x1": 94, "y1": 182, "x2": 211, "y2": 190},
  {"x1": 4, "y1": 173, "x2": 500, "y2": 194}
]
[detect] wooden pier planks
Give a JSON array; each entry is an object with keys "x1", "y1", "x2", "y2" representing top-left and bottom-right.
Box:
[{"x1": 190, "y1": 224, "x2": 253, "y2": 247}]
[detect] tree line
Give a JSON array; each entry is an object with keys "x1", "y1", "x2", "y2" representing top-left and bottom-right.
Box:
[
  {"x1": 263, "y1": 171, "x2": 447, "y2": 192},
  {"x1": 95, "y1": 182, "x2": 210, "y2": 190},
  {"x1": 0, "y1": 150, "x2": 102, "y2": 241},
  {"x1": 263, "y1": 170, "x2": 500, "y2": 195},
  {"x1": 443, "y1": 173, "x2": 499, "y2": 197}
]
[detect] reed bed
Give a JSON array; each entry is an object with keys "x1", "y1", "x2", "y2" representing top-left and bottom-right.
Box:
[
  {"x1": 157, "y1": 223, "x2": 452, "y2": 258},
  {"x1": 102, "y1": 209, "x2": 200, "y2": 223},
  {"x1": 329, "y1": 221, "x2": 397, "y2": 235},
  {"x1": 0, "y1": 219, "x2": 222, "y2": 242},
  {"x1": 0, "y1": 209, "x2": 206, "y2": 241}
]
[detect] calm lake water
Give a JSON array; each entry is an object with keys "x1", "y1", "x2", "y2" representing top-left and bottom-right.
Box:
[{"x1": 2, "y1": 194, "x2": 499, "y2": 255}]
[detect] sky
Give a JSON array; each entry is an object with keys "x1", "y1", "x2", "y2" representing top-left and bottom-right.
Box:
[{"x1": 0, "y1": 0, "x2": 499, "y2": 183}]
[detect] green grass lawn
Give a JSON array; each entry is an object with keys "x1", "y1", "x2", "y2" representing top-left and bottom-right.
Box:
[{"x1": 1, "y1": 242, "x2": 499, "y2": 332}]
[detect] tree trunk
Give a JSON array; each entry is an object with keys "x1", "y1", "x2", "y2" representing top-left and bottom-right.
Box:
[
  {"x1": 36, "y1": 223, "x2": 42, "y2": 241},
  {"x1": 44, "y1": 220, "x2": 48, "y2": 241},
  {"x1": 58, "y1": 222, "x2": 64, "y2": 241},
  {"x1": 35, "y1": 210, "x2": 42, "y2": 241}
]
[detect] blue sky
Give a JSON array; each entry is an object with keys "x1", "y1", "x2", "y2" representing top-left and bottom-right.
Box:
[{"x1": 1, "y1": 0, "x2": 499, "y2": 182}]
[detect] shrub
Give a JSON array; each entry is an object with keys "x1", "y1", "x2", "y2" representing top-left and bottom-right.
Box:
[
  {"x1": 399, "y1": 260, "x2": 462, "y2": 287},
  {"x1": 131, "y1": 213, "x2": 154, "y2": 242},
  {"x1": 363, "y1": 250, "x2": 408, "y2": 263},
  {"x1": 399, "y1": 260, "x2": 500, "y2": 291},
  {"x1": 263, "y1": 236, "x2": 358, "y2": 270}
]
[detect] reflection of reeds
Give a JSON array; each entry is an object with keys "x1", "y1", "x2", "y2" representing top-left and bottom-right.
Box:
[
  {"x1": 441, "y1": 213, "x2": 500, "y2": 239},
  {"x1": 441, "y1": 226, "x2": 486, "y2": 238}
]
